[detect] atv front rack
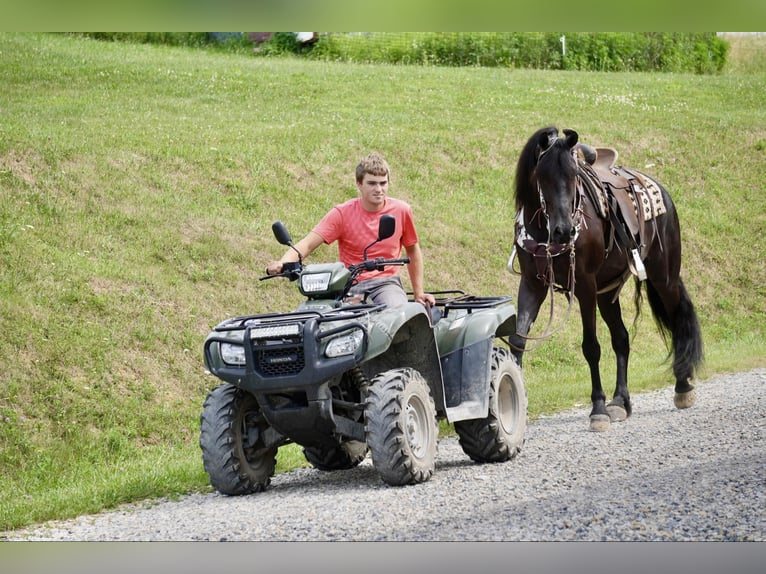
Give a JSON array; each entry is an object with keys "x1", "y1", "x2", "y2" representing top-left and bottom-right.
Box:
[
  {"x1": 205, "y1": 303, "x2": 387, "y2": 385},
  {"x1": 211, "y1": 304, "x2": 386, "y2": 333}
]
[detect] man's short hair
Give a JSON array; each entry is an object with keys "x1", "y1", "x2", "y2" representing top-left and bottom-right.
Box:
[{"x1": 356, "y1": 152, "x2": 390, "y2": 183}]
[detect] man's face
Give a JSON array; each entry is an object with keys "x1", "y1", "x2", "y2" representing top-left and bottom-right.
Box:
[{"x1": 356, "y1": 173, "x2": 389, "y2": 211}]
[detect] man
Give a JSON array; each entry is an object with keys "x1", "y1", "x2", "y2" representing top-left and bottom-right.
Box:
[{"x1": 266, "y1": 152, "x2": 435, "y2": 308}]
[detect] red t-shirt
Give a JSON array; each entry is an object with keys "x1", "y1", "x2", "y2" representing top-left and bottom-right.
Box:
[{"x1": 313, "y1": 197, "x2": 419, "y2": 282}]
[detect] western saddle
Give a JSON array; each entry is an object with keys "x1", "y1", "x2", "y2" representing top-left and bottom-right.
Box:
[{"x1": 575, "y1": 143, "x2": 667, "y2": 287}]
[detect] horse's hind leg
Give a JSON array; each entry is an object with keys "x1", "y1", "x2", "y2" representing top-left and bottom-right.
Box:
[
  {"x1": 671, "y1": 279, "x2": 702, "y2": 408},
  {"x1": 597, "y1": 290, "x2": 631, "y2": 422},
  {"x1": 645, "y1": 277, "x2": 703, "y2": 409},
  {"x1": 640, "y1": 191, "x2": 702, "y2": 408}
]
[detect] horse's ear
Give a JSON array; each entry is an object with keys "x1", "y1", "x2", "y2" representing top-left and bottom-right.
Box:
[
  {"x1": 538, "y1": 127, "x2": 558, "y2": 151},
  {"x1": 563, "y1": 129, "x2": 579, "y2": 149}
]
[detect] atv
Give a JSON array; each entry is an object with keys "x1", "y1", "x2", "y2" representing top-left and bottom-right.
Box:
[{"x1": 200, "y1": 214, "x2": 527, "y2": 494}]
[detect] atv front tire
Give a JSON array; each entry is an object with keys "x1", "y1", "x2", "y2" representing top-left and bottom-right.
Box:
[
  {"x1": 455, "y1": 346, "x2": 527, "y2": 463},
  {"x1": 200, "y1": 383, "x2": 277, "y2": 495},
  {"x1": 303, "y1": 440, "x2": 368, "y2": 471},
  {"x1": 365, "y1": 368, "x2": 438, "y2": 486}
]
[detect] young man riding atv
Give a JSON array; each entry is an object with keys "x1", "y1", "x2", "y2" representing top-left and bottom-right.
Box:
[
  {"x1": 266, "y1": 152, "x2": 435, "y2": 310},
  {"x1": 199, "y1": 152, "x2": 527, "y2": 495}
]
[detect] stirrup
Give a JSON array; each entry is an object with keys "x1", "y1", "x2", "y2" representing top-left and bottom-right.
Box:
[{"x1": 507, "y1": 247, "x2": 519, "y2": 275}]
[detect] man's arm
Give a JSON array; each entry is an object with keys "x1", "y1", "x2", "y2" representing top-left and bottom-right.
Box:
[
  {"x1": 266, "y1": 231, "x2": 325, "y2": 275},
  {"x1": 404, "y1": 242, "x2": 436, "y2": 306}
]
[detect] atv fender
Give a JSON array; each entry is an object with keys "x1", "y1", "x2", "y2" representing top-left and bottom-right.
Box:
[
  {"x1": 435, "y1": 303, "x2": 517, "y2": 422},
  {"x1": 360, "y1": 302, "x2": 447, "y2": 418}
]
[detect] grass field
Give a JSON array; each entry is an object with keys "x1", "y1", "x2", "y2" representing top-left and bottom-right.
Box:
[{"x1": 1, "y1": 32, "x2": 764, "y2": 531}]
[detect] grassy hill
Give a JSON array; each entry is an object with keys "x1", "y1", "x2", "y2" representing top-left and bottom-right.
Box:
[{"x1": 1, "y1": 32, "x2": 764, "y2": 531}]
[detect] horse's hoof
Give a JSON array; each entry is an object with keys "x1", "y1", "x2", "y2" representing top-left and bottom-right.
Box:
[
  {"x1": 674, "y1": 388, "x2": 696, "y2": 409},
  {"x1": 606, "y1": 404, "x2": 628, "y2": 422},
  {"x1": 589, "y1": 414, "x2": 611, "y2": 432}
]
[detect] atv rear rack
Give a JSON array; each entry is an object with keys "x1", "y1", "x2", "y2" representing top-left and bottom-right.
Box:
[{"x1": 428, "y1": 291, "x2": 514, "y2": 317}]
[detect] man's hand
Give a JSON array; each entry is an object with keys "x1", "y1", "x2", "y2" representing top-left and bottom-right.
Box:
[
  {"x1": 265, "y1": 261, "x2": 284, "y2": 276},
  {"x1": 414, "y1": 292, "x2": 436, "y2": 307}
]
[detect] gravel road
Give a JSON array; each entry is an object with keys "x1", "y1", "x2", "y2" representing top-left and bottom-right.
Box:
[{"x1": 5, "y1": 368, "x2": 764, "y2": 542}]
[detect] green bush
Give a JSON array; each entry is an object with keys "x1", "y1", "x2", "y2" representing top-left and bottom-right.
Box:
[
  {"x1": 257, "y1": 32, "x2": 315, "y2": 55},
  {"x1": 300, "y1": 32, "x2": 727, "y2": 73},
  {"x1": 79, "y1": 32, "x2": 728, "y2": 73},
  {"x1": 79, "y1": 32, "x2": 213, "y2": 48},
  {"x1": 76, "y1": 32, "x2": 256, "y2": 53}
]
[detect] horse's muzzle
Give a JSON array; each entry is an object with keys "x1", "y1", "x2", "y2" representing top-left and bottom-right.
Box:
[{"x1": 552, "y1": 224, "x2": 576, "y2": 244}]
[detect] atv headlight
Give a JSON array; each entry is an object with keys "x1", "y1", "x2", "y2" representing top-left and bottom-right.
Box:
[
  {"x1": 325, "y1": 328, "x2": 364, "y2": 358},
  {"x1": 220, "y1": 342, "x2": 246, "y2": 366},
  {"x1": 300, "y1": 271, "x2": 332, "y2": 293}
]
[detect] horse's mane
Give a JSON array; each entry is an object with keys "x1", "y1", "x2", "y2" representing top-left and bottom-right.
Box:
[{"x1": 514, "y1": 126, "x2": 560, "y2": 211}]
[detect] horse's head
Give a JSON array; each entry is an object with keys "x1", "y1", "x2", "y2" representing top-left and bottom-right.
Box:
[{"x1": 515, "y1": 127, "x2": 580, "y2": 245}]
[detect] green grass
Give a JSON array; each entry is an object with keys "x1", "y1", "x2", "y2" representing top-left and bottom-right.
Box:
[{"x1": 1, "y1": 32, "x2": 765, "y2": 532}]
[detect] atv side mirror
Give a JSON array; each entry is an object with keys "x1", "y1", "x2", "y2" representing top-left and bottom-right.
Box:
[
  {"x1": 362, "y1": 214, "x2": 396, "y2": 261},
  {"x1": 272, "y1": 221, "x2": 293, "y2": 246},
  {"x1": 272, "y1": 221, "x2": 304, "y2": 265},
  {"x1": 377, "y1": 214, "x2": 395, "y2": 241}
]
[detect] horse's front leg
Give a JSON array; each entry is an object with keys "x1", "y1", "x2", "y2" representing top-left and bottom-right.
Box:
[
  {"x1": 597, "y1": 291, "x2": 631, "y2": 421},
  {"x1": 577, "y1": 283, "x2": 609, "y2": 431},
  {"x1": 509, "y1": 274, "x2": 548, "y2": 368}
]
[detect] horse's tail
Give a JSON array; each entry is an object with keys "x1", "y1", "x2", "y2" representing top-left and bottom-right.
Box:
[{"x1": 644, "y1": 278, "x2": 704, "y2": 381}]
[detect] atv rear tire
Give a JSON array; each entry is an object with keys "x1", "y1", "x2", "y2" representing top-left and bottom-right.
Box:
[
  {"x1": 455, "y1": 346, "x2": 527, "y2": 463},
  {"x1": 200, "y1": 383, "x2": 277, "y2": 495},
  {"x1": 365, "y1": 368, "x2": 438, "y2": 486},
  {"x1": 303, "y1": 440, "x2": 368, "y2": 471}
]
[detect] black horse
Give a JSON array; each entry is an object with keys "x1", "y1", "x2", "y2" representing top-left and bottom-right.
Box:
[{"x1": 508, "y1": 126, "x2": 703, "y2": 431}]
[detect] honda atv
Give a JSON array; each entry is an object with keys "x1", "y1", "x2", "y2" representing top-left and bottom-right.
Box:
[{"x1": 200, "y1": 214, "x2": 526, "y2": 494}]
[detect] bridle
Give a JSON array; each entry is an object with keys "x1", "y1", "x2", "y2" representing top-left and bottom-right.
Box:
[
  {"x1": 508, "y1": 148, "x2": 585, "y2": 349},
  {"x1": 511, "y1": 148, "x2": 584, "y2": 290}
]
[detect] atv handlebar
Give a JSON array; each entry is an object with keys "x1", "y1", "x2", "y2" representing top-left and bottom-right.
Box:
[
  {"x1": 348, "y1": 257, "x2": 410, "y2": 274},
  {"x1": 342, "y1": 257, "x2": 410, "y2": 299},
  {"x1": 260, "y1": 258, "x2": 409, "y2": 283},
  {"x1": 259, "y1": 260, "x2": 302, "y2": 282}
]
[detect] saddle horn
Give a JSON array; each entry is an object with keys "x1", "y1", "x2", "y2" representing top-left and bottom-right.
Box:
[{"x1": 576, "y1": 142, "x2": 597, "y2": 165}]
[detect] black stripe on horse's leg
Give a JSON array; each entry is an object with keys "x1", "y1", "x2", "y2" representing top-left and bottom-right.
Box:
[{"x1": 597, "y1": 291, "x2": 632, "y2": 421}]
